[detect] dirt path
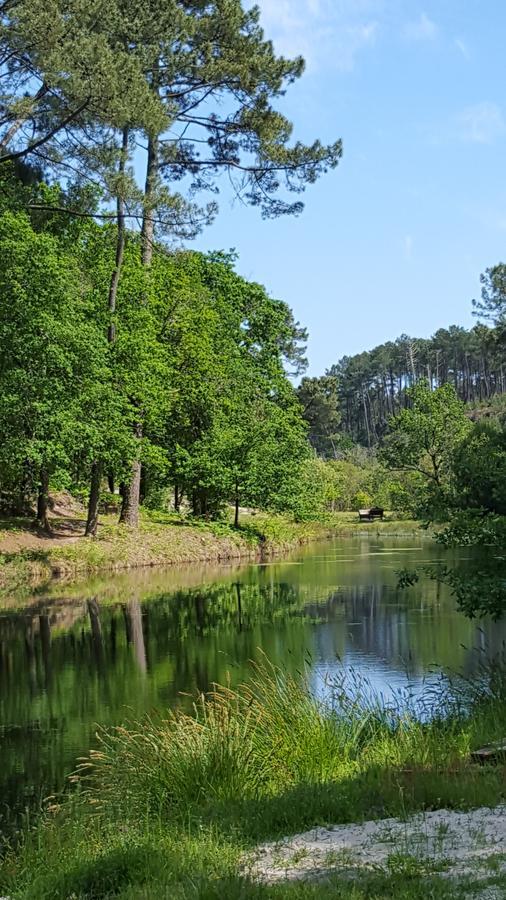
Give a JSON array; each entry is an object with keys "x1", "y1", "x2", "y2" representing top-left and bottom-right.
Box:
[
  {"x1": 0, "y1": 491, "x2": 89, "y2": 553},
  {"x1": 247, "y1": 806, "x2": 506, "y2": 885},
  {"x1": 0, "y1": 517, "x2": 83, "y2": 553}
]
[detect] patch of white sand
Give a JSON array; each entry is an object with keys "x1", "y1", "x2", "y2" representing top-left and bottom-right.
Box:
[{"x1": 247, "y1": 806, "x2": 506, "y2": 884}]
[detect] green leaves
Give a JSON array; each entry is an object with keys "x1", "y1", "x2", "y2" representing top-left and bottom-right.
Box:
[
  {"x1": 474, "y1": 264, "x2": 506, "y2": 327},
  {"x1": 297, "y1": 375, "x2": 340, "y2": 457},
  {"x1": 144, "y1": 248, "x2": 310, "y2": 517},
  {"x1": 381, "y1": 381, "x2": 471, "y2": 514},
  {"x1": 0, "y1": 208, "x2": 107, "y2": 496}
]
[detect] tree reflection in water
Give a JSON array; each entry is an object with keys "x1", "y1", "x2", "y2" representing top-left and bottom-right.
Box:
[{"x1": 0, "y1": 536, "x2": 505, "y2": 833}]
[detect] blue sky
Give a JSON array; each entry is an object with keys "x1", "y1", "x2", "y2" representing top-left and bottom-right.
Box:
[{"x1": 191, "y1": 0, "x2": 506, "y2": 376}]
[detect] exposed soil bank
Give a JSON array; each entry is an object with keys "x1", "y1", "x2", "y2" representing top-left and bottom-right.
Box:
[{"x1": 0, "y1": 510, "x2": 421, "y2": 602}]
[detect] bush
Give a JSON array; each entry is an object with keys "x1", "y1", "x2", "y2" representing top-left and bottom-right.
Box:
[{"x1": 352, "y1": 490, "x2": 373, "y2": 510}]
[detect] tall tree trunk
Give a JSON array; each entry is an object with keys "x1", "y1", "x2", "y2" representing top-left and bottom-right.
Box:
[
  {"x1": 140, "y1": 133, "x2": 159, "y2": 267},
  {"x1": 140, "y1": 465, "x2": 147, "y2": 503},
  {"x1": 85, "y1": 461, "x2": 102, "y2": 536},
  {"x1": 362, "y1": 388, "x2": 371, "y2": 448},
  {"x1": 119, "y1": 424, "x2": 142, "y2": 526},
  {"x1": 174, "y1": 484, "x2": 180, "y2": 512},
  {"x1": 234, "y1": 478, "x2": 240, "y2": 528},
  {"x1": 86, "y1": 127, "x2": 128, "y2": 532},
  {"x1": 107, "y1": 126, "x2": 129, "y2": 341},
  {"x1": 119, "y1": 132, "x2": 158, "y2": 527},
  {"x1": 35, "y1": 467, "x2": 50, "y2": 532},
  {"x1": 108, "y1": 472, "x2": 115, "y2": 493}
]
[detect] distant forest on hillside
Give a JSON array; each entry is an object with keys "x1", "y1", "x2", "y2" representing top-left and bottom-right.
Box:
[{"x1": 299, "y1": 270, "x2": 506, "y2": 455}]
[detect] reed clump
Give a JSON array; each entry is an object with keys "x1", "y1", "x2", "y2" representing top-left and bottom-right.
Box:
[{"x1": 72, "y1": 658, "x2": 506, "y2": 826}]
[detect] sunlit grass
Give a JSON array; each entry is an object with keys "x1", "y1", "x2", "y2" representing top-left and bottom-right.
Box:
[{"x1": 3, "y1": 657, "x2": 506, "y2": 898}]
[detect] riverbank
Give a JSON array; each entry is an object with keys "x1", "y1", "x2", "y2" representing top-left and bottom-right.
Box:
[
  {"x1": 0, "y1": 508, "x2": 421, "y2": 601},
  {"x1": 2, "y1": 659, "x2": 506, "y2": 899}
]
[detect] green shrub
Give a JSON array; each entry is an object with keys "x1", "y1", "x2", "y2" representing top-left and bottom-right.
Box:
[{"x1": 352, "y1": 490, "x2": 373, "y2": 510}]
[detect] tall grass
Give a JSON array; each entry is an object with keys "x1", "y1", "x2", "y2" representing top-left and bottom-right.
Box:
[
  {"x1": 67, "y1": 655, "x2": 506, "y2": 829},
  {"x1": 3, "y1": 656, "x2": 506, "y2": 898}
]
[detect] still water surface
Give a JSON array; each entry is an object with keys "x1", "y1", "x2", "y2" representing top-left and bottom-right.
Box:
[{"x1": 1, "y1": 534, "x2": 504, "y2": 830}]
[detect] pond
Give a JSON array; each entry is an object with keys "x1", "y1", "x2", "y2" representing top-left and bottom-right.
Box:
[{"x1": 0, "y1": 533, "x2": 504, "y2": 833}]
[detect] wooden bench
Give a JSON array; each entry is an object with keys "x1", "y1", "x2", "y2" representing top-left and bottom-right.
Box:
[{"x1": 358, "y1": 507, "x2": 384, "y2": 522}]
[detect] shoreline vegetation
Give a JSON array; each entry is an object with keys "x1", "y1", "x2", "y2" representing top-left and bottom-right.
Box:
[
  {"x1": 0, "y1": 507, "x2": 421, "y2": 603},
  {"x1": 2, "y1": 658, "x2": 506, "y2": 898}
]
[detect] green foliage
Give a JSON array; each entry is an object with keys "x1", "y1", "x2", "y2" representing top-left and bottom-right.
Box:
[
  {"x1": 144, "y1": 249, "x2": 311, "y2": 518},
  {"x1": 473, "y1": 263, "x2": 506, "y2": 329},
  {"x1": 0, "y1": 169, "x2": 312, "y2": 523},
  {"x1": 353, "y1": 489, "x2": 373, "y2": 510},
  {"x1": 452, "y1": 422, "x2": 506, "y2": 515},
  {"x1": 1, "y1": 0, "x2": 342, "y2": 229},
  {"x1": 430, "y1": 512, "x2": 506, "y2": 619},
  {"x1": 281, "y1": 454, "x2": 419, "y2": 519},
  {"x1": 0, "y1": 208, "x2": 115, "y2": 508},
  {"x1": 296, "y1": 375, "x2": 340, "y2": 457},
  {"x1": 394, "y1": 403, "x2": 506, "y2": 617},
  {"x1": 329, "y1": 322, "x2": 505, "y2": 448},
  {"x1": 381, "y1": 382, "x2": 471, "y2": 517},
  {"x1": 1, "y1": 0, "x2": 343, "y2": 527}
]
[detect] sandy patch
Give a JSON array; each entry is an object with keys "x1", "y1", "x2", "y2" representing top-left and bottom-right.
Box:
[{"x1": 248, "y1": 806, "x2": 506, "y2": 884}]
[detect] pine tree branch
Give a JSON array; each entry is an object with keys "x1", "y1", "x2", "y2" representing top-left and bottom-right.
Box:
[{"x1": 0, "y1": 99, "x2": 90, "y2": 163}]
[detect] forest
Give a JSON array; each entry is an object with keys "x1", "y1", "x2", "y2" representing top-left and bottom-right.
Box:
[
  {"x1": 299, "y1": 289, "x2": 506, "y2": 454},
  {"x1": 0, "y1": 175, "x2": 315, "y2": 529},
  {"x1": 0, "y1": 0, "x2": 342, "y2": 535},
  {"x1": 2, "y1": 168, "x2": 506, "y2": 562}
]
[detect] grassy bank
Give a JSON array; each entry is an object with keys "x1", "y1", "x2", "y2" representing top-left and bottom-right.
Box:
[
  {"x1": 2, "y1": 659, "x2": 506, "y2": 898},
  {"x1": 0, "y1": 509, "x2": 421, "y2": 600}
]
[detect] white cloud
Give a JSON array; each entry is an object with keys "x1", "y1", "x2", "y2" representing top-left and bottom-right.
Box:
[
  {"x1": 456, "y1": 102, "x2": 506, "y2": 144},
  {"x1": 454, "y1": 37, "x2": 470, "y2": 60},
  {"x1": 403, "y1": 12, "x2": 438, "y2": 42},
  {"x1": 257, "y1": 0, "x2": 380, "y2": 71}
]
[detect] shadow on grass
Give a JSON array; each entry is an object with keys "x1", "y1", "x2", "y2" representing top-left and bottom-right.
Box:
[
  {"x1": 0, "y1": 516, "x2": 37, "y2": 533},
  {"x1": 199, "y1": 764, "x2": 506, "y2": 848},
  {"x1": 6, "y1": 767, "x2": 505, "y2": 899},
  {"x1": 20, "y1": 838, "x2": 467, "y2": 900},
  {"x1": 0, "y1": 515, "x2": 86, "y2": 540},
  {"x1": 0, "y1": 547, "x2": 53, "y2": 565}
]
